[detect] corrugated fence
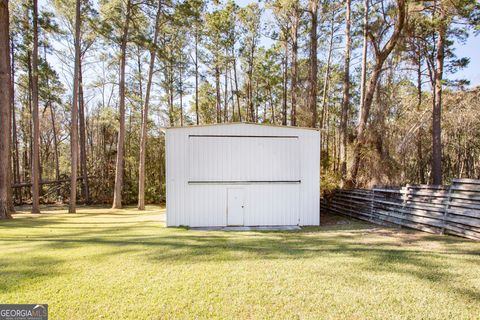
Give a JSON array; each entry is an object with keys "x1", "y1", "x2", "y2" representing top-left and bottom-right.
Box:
[{"x1": 321, "y1": 178, "x2": 480, "y2": 240}]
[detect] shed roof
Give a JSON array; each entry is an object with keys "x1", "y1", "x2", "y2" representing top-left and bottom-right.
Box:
[{"x1": 164, "y1": 122, "x2": 320, "y2": 132}]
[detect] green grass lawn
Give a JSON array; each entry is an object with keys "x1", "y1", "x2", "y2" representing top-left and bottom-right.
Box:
[{"x1": 1, "y1": 206, "x2": 479, "y2": 319}]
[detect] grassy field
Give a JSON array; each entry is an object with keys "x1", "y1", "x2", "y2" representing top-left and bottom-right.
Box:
[{"x1": 0, "y1": 206, "x2": 479, "y2": 319}]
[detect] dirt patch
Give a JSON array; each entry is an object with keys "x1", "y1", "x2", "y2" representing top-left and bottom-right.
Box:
[
  {"x1": 321, "y1": 212, "x2": 359, "y2": 226},
  {"x1": 372, "y1": 229, "x2": 425, "y2": 243}
]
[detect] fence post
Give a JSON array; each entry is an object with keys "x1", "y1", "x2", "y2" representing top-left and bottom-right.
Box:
[
  {"x1": 401, "y1": 185, "x2": 408, "y2": 207},
  {"x1": 370, "y1": 188, "x2": 375, "y2": 223},
  {"x1": 442, "y1": 183, "x2": 453, "y2": 235},
  {"x1": 400, "y1": 184, "x2": 409, "y2": 228}
]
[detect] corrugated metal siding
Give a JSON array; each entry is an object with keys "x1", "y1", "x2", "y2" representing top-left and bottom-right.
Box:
[
  {"x1": 188, "y1": 136, "x2": 300, "y2": 182},
  {"x1": 298, "y1": 131, "x2": 321, "y2": 225},
  {"x1": 166, "y1": 123, "x2": 320, "y2": 227}
]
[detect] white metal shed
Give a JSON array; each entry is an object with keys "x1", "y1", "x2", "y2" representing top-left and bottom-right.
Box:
[{"x1": 165, "y1": 123, "x2": 320, "y2": 227}]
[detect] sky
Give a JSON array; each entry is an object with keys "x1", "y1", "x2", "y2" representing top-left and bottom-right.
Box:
[{"x1": 451, "y1": 34, "x2": 480, "y2": 86}]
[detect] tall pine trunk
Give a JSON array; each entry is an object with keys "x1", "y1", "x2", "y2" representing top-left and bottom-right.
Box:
[
  {"x1": 282, "y1": 34, "x2": 288, "y2": 126},
  {"x1": 269, "y1": 87, "x2": 275, "y2": 124},
  {"x1": 340, "y1": 0, "x2": 351, "y2": 183},
  {"x1": 0, "y1": 0, "x2": 12, "y2": 219},
  {"x1": 180, "y1": 67, "x2": 184, "y2": 126},
  {"x1": 215, "y1": 66, "x2": 221, "y2": 123},
  {"x1": 308, "y1": 0, "x2": 318, "y2": 128},
  {"x1": 359, "y1": 0, "x2": 369, "y2": 119},
  {"x1": 69, "y1": 0, "x2": 81, "y2": 213},
  {"x1": 167, "y1": 61, "x2": 174, "y2": 126},
  {"x1": 432, "y1": 9, "x2": 445, "y2": 185},
  {"x1": 319, "y1": 13, "x2": 335, "y2": 130},
  {"x1": 195, "y1": 32, "x2": 199, "y2": 125},
  {"x1": 138, "y1": 0, "x2": 161, "y2": 210},
  {"x1": 224, "y1": 58, "x2": 228, "y2": 122},
  {"x1": 232, "y1": 48, "x2": 241, "y2": 122},
  {"x1": 42, "y1": 41, "x2": 60, "y2": 199},
  {"x1": 50, "y1": 104, "x2": 60, "y2": 197},
  {"x1": 229, "y1": 67, "x2": 236, "y2": 120},
  {"x1": 112, "y1": 0, "x2": 132, "y2": 209},
  {"x1": 31, "y1": 0, "x2": 40, "y2": 213},
  {"x1": 248, "y1": 46, "x2": 255, "y2": 122},
  {"x1": 11, "y1": 37, "x2": 20, "y2": 202},
  {"x1": 416, "y1": 49, "x2": 425, "y2": 184},
  {"x1": 22, "y1": 56, "x2": 31, "y2": 200},
  {"x1": 290, "y1": 13, "x2": 299, "y2": 126},
  {"x1": 79, "y1": 61, "x2": 89, "y2": 203}
]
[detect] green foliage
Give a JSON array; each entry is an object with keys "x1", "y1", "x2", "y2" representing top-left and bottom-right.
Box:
[
  {"x1": 191, "y1": 81, "x2": 217, "y2": 123},
  {"x1": 320, "y1": 169, "x2": 341, "y2": 195},
  {"x1": 204, "y1": 0, "x2": 238, "y2": 69}
]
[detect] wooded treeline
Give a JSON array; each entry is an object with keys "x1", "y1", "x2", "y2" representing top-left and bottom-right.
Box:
[{"x1": 0, "y1": 0, "x2": 479, "y2": 217}]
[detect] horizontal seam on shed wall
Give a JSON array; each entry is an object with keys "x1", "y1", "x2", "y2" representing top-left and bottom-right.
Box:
[
  {"x1": 188, "y1": 180, "x2": 302, "y2": 184},
  {"x1": 188, "y1": 135, "x2": 299, "y2": 138}
]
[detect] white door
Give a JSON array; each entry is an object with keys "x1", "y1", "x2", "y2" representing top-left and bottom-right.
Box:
[{"x1": 227, "y1": 188, "x2": 245, "y2": 226}]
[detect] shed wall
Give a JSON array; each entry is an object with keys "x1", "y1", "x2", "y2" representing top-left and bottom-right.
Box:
[{"x1": 166, "y1": 124, "x2": 320, "y2": 227}]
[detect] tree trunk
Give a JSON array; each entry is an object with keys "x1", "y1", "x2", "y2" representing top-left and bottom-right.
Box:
[
  {"x1": 269, "y1": 87, "x2": 275, "y2": 124},
  {"x1": 324, "y1": 100, "x2": 331, "y2": 166},
  {"x1": 229, "y1": 66, "x2": 236, "y2": 120},
  {"x1": 0, "y1": 0, "x2": 12, "y2": 219},
  {"x1": 282, "y1": 35, "x2": 288, "y2": 126},
  {"x1": 6, "y1": 35, "x2": 13, "y2": 212},
  {"x1": 248, "y1": 46, "x2": 255, "y2": 122},
  {"x1": 26, "y1": 39, "x2": 32, "y2": 199},
  {"x1": 246, "y1": 75, "x2": 251, "y2": 121},
  {"x1": 232, "y1": 48, "x2": 241, "y2": 122},
  {"x1": 11, "y1": 37, "x2": 20, "y2": 202},
  {"x1": 252, "y1": 79, "x2": 258, "y2": 122},
  {"x1": 350, "y1": 0, "x2": 406, "y2": 184},
  {"x1": 167, "y1": 61, "x2": 174, "y2": 126},
  {"x1": 340, "y1": 0, "x2": 351, "y2": 184},
  {"x1": 31, "y1": 0, "x2": 40, "y2": 213},
  {"x1": 138, "y1": 0, "x2": 161, "y2": 210},
  {"x1": 416, "y1": 50, "x2": 425, "y2": 184},
  {"x1": 7, "y1": 114, "x2": 13, "y2": 212},
  {"x1": 180, "y1": 66, "x2": 184, "y2": 126},
  {"x1": 290, "y1": 13, "x2": 299, "y2": 126},
  {"x1": 50, "y1": 104, "x2": 60, "y2": 197},
  {"x1": 22, "y1": 69, "x2": 30, "y2": 199},
  {"x1": 432, "y1": 9, "x2": 445, "y2": 185},
  {"x1": 319, "y1": 13, "x2": 335, "y2": 130},
  {"x1": 69, "y1": 0, "x2": 81, "y2": 213},
  {"x1": 42, "y1": 39, "x2": 60, "y2": 199},
  {"x1": 215, "y1": 66, "x2": 221, "y2": 123},
  {"x1": 224, "y1": 57, "x2": 228, "y2": 122},
  {"x1": 112, "y1": 0, "x2": 132, "y2": 209},
  {"x1": 195, "y1": 32, "x2": 199, "y2": 125},
  {"x1": 359, "y1": 0, "x2": 369, "y2": 119},
  {"x1": 78, "y1": 61, "x2": 89, "y2": 203},
  {"x1": 308, "y1": 0, "x2": 318, "y2": 128},
  {"x1": 350, "y1": 65, "x2": 382, "y2": 183}
]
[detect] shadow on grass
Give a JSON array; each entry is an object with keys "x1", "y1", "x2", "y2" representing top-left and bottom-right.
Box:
[
  {"x1": 1, "y1": 207, "x2": 479, "y2": 302},
  {"x1": 0, "y1": 255, "x2": 64, "y2": 294}
]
